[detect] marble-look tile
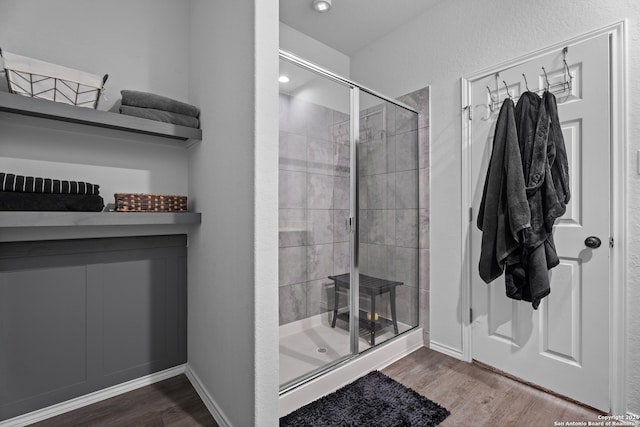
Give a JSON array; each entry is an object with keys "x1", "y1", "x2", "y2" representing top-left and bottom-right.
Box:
[
  {"x1": 279, "y1": 131, "x2": 307, "y2": 173},
  {"x1": 385, "y1": 246, "x2": 398, "y2": 285},
  {"x1": 395, "y1": 285, "x2": 419, "y2": 326},
  {"x1": 367, "y1": 243, "x2": 388, "y2": 279},
  {"x1": 396, "y1": 209, "x2": 419, "y2": 248},
  {"x1": 334, "y1": 142, "x2": 350, "y2": 176},
  {"x1": 359, "y1": 210, "x2": 370, "y2": 244},
  {"x1": 279, "y1": 283, "x2": 307, "y2": 325},
  {"x1": 367, "y1": 137, "x2": 387, "y2": 175},
  {"x1": 386, "y1": 172, "x2": 396, "y2": 209},
  {"x1": 394, "y1": 246, "x2": 419, "y2": 288},
  {"x1": 419, "y1": 168, "x2": 430, "y2": 211},
  {"x1": 279, "y1": 246, "x2": 307, "y2": 286},
  {"x1": 333, "y1": 176, "x2": 350, "y2": 210},
  {"x1": 333, "y1": 109, "x2": 349, "y2": 125},
  {"x1": 386, "y1": 135, "x2": 396, "y2": 173},
  {"x1": 366, "y1": 210, "x2": 385, "y2": 245},
  {"x1": 418, "y1": 126, "x2": 430, "y2": 170},
  {"x1": 395, "y1": 170, "x2": 419, "y2": 209},
  {"x1": 419, "y1": 209, "x2": 430, "y2": 249},
  {"x1": 332, "y1": 120, "x2": 350, "y2": 145},
  {"x1": 333, "y1": 241, "x2": 350, "y2": 276},
  {"x1": 358, "y1": 175, "x2": 368, "y2": 210},
  {"x1": 395, "y1": 107, "x2": 418, "y2": 134},
  {"x1": 420, "y1": 289, "x2": 430, "y2": 334},
  {"x1": 307, "y1": 243, "x2": 334, "y2": 281},
  {"x1": 396, "y1": 130, "x2": 418, "y2": 172},
  {"x1": 358, "y1": 243, "x2": 369, "y2": 274},
  {"x1": 308, "y1": 209, "x2": 333, "y2": 245},
  {"x1": 307, "y1": 137, "x2": 333, "y2": 175},
  {"x1": 385, "y1": 209, "x2": 396, "y2": 245},
  {"x1": 361, "y1": 107, "x2": 384, "y2": 141},
  {"x1": 397, "y1": 86, "x2": 430, "y2": 130},
  {"x1": 307, "y1": 278, "x2": 335, "y2": 317},
  {"x1": 279, "y1": 209, "x2": 307, "y2": 247},
  {"x1": 333, "y1": 209, "x2": 350, "y2": 243},
  {"x1": 366, "y1": 174, "x2": 387, "y2": 209},
  {"x1": 307, "y1": 102, "x2": 333, "y2": 141},
  {"x1": 385, "y1": 104, "x2": 396, "y2": 137},
  {"x1": 307, "y1": 174, "x2": 334, "y2": 209},
  {"x1": 279, "y1": 170, "x2": 307, "y2": 209},
  {"x1": 357, "y1": 142, "x2": 369, "y2": 176},
  {"x1": 419, "y1": 248, "x2": 430, "y2": 292}
]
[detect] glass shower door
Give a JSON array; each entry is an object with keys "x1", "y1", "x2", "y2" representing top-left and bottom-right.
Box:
[
  {"x1": 357, "y1": 91, "x2": 420, "y2": 350},
  {"x1": 278, "y1": 56, "x2": 356, "y2": 390}
]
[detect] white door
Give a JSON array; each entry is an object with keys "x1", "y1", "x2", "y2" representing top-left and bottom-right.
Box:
[{"x1": 469, "y1": 34, "x2": 610, "y2": 411}]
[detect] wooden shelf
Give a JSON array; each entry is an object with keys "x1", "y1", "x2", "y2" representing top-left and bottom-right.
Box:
[
  {"x1": 0, "y1": 211, "x2": 202, "y2": 228},
  {"x1": 0, "y1": 92, "x2": 202, "y2": 142}
]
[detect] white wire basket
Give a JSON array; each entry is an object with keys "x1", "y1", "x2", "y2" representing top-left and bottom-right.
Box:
[{"x1": 0, "y1": 48, "x2": 108, "y2": 109}]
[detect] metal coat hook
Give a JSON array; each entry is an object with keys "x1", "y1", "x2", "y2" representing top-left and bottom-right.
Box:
[
  {"x1": 486, "y1": 86, "x2": 496, "y2": 102},
  {"x1": 541, "y1": 66, "x2": 550, "y2": 91},
  {"x1": 502, "y1": 80, "x2": 512, "y2": 99},
  {"x1": 522, "y1": 73, "x2": 530, "y2": 91}
]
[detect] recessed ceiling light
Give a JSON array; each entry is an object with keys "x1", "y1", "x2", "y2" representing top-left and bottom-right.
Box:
[
  {"x1": 312, "y1": 0, "x2": 332, "y2": 13},
  {"x1": 278, "y1": 75, "x2": 290, "y2": 83}
]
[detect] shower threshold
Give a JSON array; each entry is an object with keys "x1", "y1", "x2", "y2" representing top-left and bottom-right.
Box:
[{"x1": 279, "y1": 313, "x2": 417, "y2": 392}]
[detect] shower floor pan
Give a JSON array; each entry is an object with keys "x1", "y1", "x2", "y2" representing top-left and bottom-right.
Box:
[{"x1": 279, "y1": 312, "x2": 412, "y2": 387}]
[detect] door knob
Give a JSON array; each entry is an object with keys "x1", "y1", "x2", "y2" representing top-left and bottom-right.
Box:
[{"x1": 584, "y1": 236, "x2": 602, "y2": 248}]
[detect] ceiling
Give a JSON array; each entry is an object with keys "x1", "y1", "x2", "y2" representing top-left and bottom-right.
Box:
[{"x1": 279, "y1": 0, "x2": 442, "y2": 56}]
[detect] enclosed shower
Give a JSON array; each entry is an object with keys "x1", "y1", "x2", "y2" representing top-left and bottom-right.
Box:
[{"x1": 278, "y1": 51, "x2": 424, "y2": 391}]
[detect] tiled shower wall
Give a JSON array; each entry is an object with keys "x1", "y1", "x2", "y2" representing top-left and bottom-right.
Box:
[
  {"x1": 279, "y1": 93, "x2": 350, "y2": 325},
  {"x1": 278, "y1": 87, "x2": 430, "y2": 337}
]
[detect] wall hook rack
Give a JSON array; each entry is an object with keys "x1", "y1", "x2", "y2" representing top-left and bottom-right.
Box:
[{"x1": 487, "y1": 47, "x2": 573, "y2": 113}]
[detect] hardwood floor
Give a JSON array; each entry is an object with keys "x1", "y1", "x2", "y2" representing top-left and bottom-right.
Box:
[
  {"x1": 29, "y1": 375, "x2": 218, "y2": 427},
  {"x1": 27, "y1": 347, "x2": 604, "y2": 426},
  {"x1": 382, "y1": 347, "x2": 605, "y2": 427}
]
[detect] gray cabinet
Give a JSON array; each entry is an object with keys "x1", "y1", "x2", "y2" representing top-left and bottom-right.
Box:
[{"x1": 0, "y1": 235, "x2": 187, "y2": 421}]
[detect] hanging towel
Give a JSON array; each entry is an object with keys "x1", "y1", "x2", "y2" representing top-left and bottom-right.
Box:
[
  {"x1": 477, "y1": 99, "x2": 531, "y2": 284},
  {"x1": 503, "y1": 91, "x2": 570, "y2": 309},
  {"x1": 120, "y1": 90, "x2": 200, "y2": 118},
  {"x1": 119, "y1": 105, "x2": 200, "y2": 129}
]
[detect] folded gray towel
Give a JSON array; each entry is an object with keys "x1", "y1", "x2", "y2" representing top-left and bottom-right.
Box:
[
  {"x1": 120, "y1": 90, "x2": 200, "y2": 118},
  {"x1": 119, "y1": 105, "x2": 200, "y2": 129}
]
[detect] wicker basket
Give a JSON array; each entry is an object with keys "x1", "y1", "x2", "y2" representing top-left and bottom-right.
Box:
[
  {"x1": 0, "y1": 48, "x2": 108, "y2": 109},
  {"x1": 114, "y1": 193, "x2": 188, "y2": 213}
]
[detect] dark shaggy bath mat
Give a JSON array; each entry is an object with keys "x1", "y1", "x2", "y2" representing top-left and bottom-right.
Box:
[{"x1": 280, "y1": 371, "x2": 450, "y2": 427}]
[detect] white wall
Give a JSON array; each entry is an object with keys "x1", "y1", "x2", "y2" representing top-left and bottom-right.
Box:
[
  {"x1": 280, "y1": 22, "x2": 350, "y2": 77},
  {"x1": 188, "y1": 1, "x2": 279, "y2": 426},
  {"x1": 350, "y1": 0, "x2": 640, "y2": 415}
]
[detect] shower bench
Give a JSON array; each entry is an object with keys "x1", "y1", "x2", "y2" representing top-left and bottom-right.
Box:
[{"x1": 328, "y1": 273, "x2": 402, "y2": 346}]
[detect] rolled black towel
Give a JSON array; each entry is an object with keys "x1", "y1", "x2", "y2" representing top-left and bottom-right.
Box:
[
  {"x1": 120, "y1": 90, "x2": 200, "y2": 118},
  {"x1": 119, "y1": 105, "x2": 200, "y2": 129},
  {"x1": 0, "y1": 192, "x2": 104, "y2": 211},
  {"x1": 0, "y1": 172, "x2": 100, "y2": 195}
]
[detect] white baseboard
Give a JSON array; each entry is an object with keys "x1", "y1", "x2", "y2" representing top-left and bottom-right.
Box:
[
  {"x1": 184, "y1": 365, "x2": 232, "y2": 427},
  {"x1": 279, "y1": 327, "x2": 424, "y2": 417},
  {"x1": 429, "y1": 340, "x2": 465, "y2": 361},
  {"x1": 0, "y1": 365, "x2": 187, "y2": 427}
]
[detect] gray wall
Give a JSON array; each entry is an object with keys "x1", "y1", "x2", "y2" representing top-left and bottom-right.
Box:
[{"x1": 188, "y1": 1, "x2": 279, "y2": 426}]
